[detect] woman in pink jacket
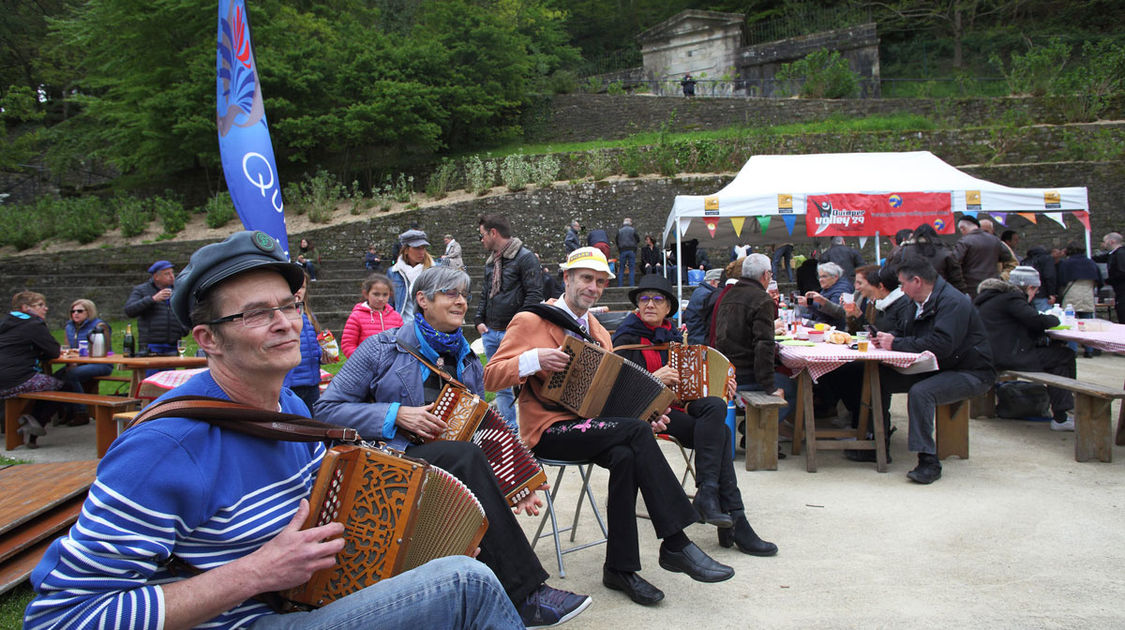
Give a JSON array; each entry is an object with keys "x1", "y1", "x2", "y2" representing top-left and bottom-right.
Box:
[{"x1": 341, "y1": 273, "x2": 404, "y2": 357}]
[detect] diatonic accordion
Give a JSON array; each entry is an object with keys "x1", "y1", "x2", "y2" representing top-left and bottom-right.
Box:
[
  {"x1": 284, "y1": 444, "x2": 488, "y2": 608},
  {"x1": 541, "y1": 335, "x2": 675, "y2": 423},
  {"x1": 430, "y1": 384, "x2": 548, "y2": 507},
  {"x1": 667, "y1": 343, "x2": 736, "y2": 402}
]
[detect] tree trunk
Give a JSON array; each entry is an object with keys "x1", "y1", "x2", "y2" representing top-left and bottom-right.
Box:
[{"x1": 952, "y1": 8, "x2": 964, "y2": 69}]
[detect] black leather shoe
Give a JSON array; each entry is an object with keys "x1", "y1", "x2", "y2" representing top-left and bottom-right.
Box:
[
  {"x1": 658, "y1": 542, "x2": 734, "y2": 583},
  {"x1": 602, "y1": 567, "x2": 664, "y2": 605},
  {"x1": 907, "y1": 453, "x2": 942, "y2": 484},
  {"x1": 719, "y1": 518, "x2": 778, "y2": 557},
  {"x1": 692, "y1": 486, "x2": 734, "y2": 528}
]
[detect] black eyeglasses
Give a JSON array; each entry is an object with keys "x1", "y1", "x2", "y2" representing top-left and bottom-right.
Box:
[
  {"x1": 71, "y1": 309, "x2": 86, "y2": 313},
  {"x1": 206, "y1": 301, "x2": 304, "y2": 328},
  {"x1": 637, "y1": 295, "x2": 667, "y2": 303},
  {"x1": 477, "y1": 232, "x2": 486, "y2": 241}
]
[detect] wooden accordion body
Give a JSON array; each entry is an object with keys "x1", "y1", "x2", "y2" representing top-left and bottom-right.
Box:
[
  {"x1": 541, "y1": 336, "x2": 675, "y2": 423},
  {"x1": 430, "y1": 384, "x2": 548, "y2": 507},
  {"x1": 667, "y1": 343, "x2": 736, "y2": 402},
  {"x1": 283, "y1": 444, "x2": 488, "y2": 608}
]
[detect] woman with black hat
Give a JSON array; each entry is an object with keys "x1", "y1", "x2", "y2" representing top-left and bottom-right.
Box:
[{"x1": 611, "y1": 274, "x2": 777, "y2": 557}]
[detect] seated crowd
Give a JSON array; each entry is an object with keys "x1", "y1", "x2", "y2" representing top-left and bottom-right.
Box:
[{"x1": 19, "y1": 217, "x2": 1116, "y2": 627}]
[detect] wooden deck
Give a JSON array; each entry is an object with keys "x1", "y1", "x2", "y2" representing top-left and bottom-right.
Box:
[{"x1": 0, "y1": 461, "x2": 97, "y2": 595}]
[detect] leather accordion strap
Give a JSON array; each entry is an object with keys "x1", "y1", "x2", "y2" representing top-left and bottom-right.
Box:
[
  {"x1": 523, "y1": 303, "x2": 601, "y2": 346},
  {"x1": 612, "y1": 343, "x2": 671, "y2": 352},
  {"x1": 126, "y1": 395, "x2": 360, "y2": 443}
]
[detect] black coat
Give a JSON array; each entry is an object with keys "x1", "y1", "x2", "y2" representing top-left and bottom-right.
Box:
[
  {"x1": 887, "y1": 276, "x2": 994, "y2": 377},
  {"x1": 972, "y1": 278, "x2": 1060, "y2": 370},
  {"x1": 0, "y1": 313, "x2": 60, "y2": 390},
  {"x1": 124, "y1": 280, "x2": 189, "y2": 347},
  {"x1": 714, "y1": 278, "x2": 778, "y2": 390},
  {"x1": 1022, "y1": 247, "x2": 1058, "y2": 301},
  {"x1": 474, "y1": 244, "x2": 544, "y2": 331},
  {"x1": 890, "y1": 241, "x2": 967, "y2": 294}
]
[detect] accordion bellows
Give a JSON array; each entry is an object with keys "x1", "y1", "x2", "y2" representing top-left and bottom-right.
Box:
[
  {"x1": 541, "y1": 336, "x2": 675, "y2": 423},
  {"x1": 284, "y1": 445, "x2": 488, "y2": 608},
  {"x1": 430, "y1": 384, "x2": 547, "y2": 507},
  {"x1": 667, "y1": 343, "x2": 736, "y2": 401}
]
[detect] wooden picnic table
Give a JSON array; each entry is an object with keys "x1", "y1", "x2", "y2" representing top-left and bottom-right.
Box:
[
  {"x1": 1045, "y1": 320, "x2": 1125, "y2": 446},
  {"x1": 777, "y1": 339, "x2": 937, "y2": 473},
  {"x1": 50, "y1": 354, "x2": 207, "y2": 398}
]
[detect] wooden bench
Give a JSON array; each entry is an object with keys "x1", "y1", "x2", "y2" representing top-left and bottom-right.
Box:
[
  {"x1": 5, "y1": 391, "x2": 141, "y2": 457},
  {"x1": 936, "y1": 399, "x2": 970, "y2": 460},
  {"x1": 738, "y1": 391, "x2": 788, "y2": 471},
  {"x1": 998, "y1": 370, "x2": 1125, "y2": 462}
]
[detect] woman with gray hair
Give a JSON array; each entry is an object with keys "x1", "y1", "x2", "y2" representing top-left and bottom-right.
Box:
[
  {"x1": 314, "y1": 265, "x2": 593, "y2": 625},
  {"x1": 799, "y1": 261, "x2": 853, "y2": 329}
]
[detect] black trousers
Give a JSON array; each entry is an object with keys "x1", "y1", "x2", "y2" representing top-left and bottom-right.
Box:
[
  {"x1": 533, "y1": 416, "x2": 699, "y2": 573},
  {"x1": 405, "y1": 440, "x2": 548, "y2": 603},
  {"x1": 663, "y1": 397, "x2": 745, "y2": 515},
  {"x1": 1007, "y1": 344, "x2": 1077, "y2": 418}
]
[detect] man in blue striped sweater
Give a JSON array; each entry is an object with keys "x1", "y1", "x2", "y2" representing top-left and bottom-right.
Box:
[{"x1": 25, "y1": 231, "x2": 522, "y2": 630}]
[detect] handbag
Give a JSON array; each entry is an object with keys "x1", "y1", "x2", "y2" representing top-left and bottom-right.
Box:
[{"x1": 995, "y1": 381, "x2": 1051, "y2": 419}]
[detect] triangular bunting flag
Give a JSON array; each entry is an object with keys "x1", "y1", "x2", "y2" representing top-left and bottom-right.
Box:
[
  {"x1": 704, "y1": 217, "x2": 718, "y2": 238},
  {"x1": 990, "y1": 212, "x2": 1007, "y2": 226},
  {"x1": 858, "y1": 236, "x2": 868, "y2": 248},
  {"x1": 1044, "y1": 212, "x2": 1066, "y2": 228},
  {"x1": 782, "y1": 215, "x2": 796, "y2": 236},
  {"x1": 1017, "y1": 212, "x2": 1038, "y2": 224},
  {"x1": 758, "y1": 216, "x2": 771, "y2": 234},
  {"x1": 730, "y1": 217, "x2": 745, "y2": 238},
  {"x1": 678, "y1": 217, "x2": 692, "y2": 237},
  {"x1": 1072, "y1": 211, "x2": 1090, "y2": 231}
]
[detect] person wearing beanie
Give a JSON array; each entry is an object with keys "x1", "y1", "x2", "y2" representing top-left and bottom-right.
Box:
[
  {"x1": 683, "y1": 267, "x2": 724, "y2": 344},
  {"x1": 973, "y1": 266, "x2": 1078, "y2": 431}
]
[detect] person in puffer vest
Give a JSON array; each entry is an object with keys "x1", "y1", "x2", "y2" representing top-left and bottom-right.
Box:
[{"x1": 341, "y1": 273, "x2": 404, "y2": 357}]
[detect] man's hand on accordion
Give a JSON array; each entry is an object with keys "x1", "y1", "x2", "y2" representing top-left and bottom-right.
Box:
[
  {"x1": 395, "y1": 403, "x2": 448, "y2": 440},
  {"x1": 242, "y1": 499, "x2": 345, "y2": 591},
  {"x1": 537, "y1": 347, "x2": 571, "y2": 372},
  {"x1": 512, "y1": 484, "x2": 548, "y2": 517}
]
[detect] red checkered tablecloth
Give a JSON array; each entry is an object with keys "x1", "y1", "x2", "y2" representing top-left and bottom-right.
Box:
[
  {"x1": 778, "y1": 343, "x2": 937, "y2": 382},
  {"x1": 1046, "y1": 321, "x2": 1125, "y2": 355}
]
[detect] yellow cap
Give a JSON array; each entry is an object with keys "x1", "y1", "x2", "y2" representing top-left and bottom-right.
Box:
[{"x1": 562, "y1": 247, "x2": 616, "y2": 279}]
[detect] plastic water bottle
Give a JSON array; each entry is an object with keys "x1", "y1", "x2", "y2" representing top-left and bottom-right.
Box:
[{"x1": 1064, "y1": 303, "x2": 1076, "y2": 326}]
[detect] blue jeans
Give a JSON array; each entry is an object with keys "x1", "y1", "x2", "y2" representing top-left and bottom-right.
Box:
[
  {"x1": 481, "y1": 329, "x2": 517, "y2": 433},
  {"x1": 737, "y1": 373, "x2": 797, "y2": 424},
  {"x1": 772, "y1": 249, "x2": 794, "y2": 282},
  {"x1": 251, "y1": 556, "x2": 521, "y2": 630},
  {"x1": 1031, "y1": 297, "x2": 1049, "y2": 312},
  {"x1": 617, "y1": 250, "x2": 636, "y2": 286}
]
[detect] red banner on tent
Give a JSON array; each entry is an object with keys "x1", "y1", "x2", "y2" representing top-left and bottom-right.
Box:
[{"x1": 805, "y1": 193, "x2": 954, "y2": 237}]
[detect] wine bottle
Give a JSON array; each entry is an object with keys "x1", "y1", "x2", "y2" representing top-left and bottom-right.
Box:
[{"x1": 123, "y1": 324, "x2": 135, "y2": 357}]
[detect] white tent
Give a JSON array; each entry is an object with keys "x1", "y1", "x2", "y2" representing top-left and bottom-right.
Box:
[{"x1": 662, "y1": 151, "x2": 1091, "y2": 305}]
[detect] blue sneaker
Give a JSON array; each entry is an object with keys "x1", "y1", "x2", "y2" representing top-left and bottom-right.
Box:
[{"x1": 517, "y1": 584, "x2": 592, "y2": 628}]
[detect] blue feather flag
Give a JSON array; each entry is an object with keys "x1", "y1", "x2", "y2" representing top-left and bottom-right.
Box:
[{"x1": 216, "y1": 0, "x2": 289, "y2": 257}]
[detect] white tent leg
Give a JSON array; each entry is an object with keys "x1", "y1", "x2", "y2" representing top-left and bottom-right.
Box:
[
  {"x1": 875, "y1": 231, "x2": 881, "y2": 265},
  {"x1": 1086, "y1": 228, "x2": 1092, "y2": 258},
  {"x1": 676, "y1": 230, "x2": 684, "y2": 319}
]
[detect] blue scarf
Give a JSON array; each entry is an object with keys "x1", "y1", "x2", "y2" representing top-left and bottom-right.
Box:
[{"x1": 413, "y1": 316, "x2": 471, "y2": 381}]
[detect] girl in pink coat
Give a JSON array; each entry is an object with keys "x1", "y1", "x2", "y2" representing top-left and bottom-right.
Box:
[{"x1": 341, "y1": 273, "x2": 404, "y2": 357}]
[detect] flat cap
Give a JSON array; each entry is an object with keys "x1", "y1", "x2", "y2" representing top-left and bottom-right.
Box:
[{"x1": 170, "y1": 230, "x2": 304, "y2": 328}]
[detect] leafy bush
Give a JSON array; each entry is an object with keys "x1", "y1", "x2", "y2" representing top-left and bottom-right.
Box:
[
  {"x1": 584, "y1": 76, "x2": 602, "y2": 93},
  {"x1": 390, "y1": 174, "x2": 414, "y2": 204},
  {"x1": 152, "y1": 195, "x2": 189, "y2": 237},
  {"x1": 425, "y1": 160, "x2": 458, "y2": 199},
  {"x1": 0, "y1": 200, "x2": 51, "y2": 250},
  {"x1": 345, "y1": 180, "x2": 365, "y2": 215},
  {"x1": 991, "y1": 37, "x2": 1070, "y2": 97},
  {"x1": 55, "y1": 197, "x2": 108, "y2": 243},
  {"x1": 114, "y1": 195, "x2": 151, "y2": 238},
  {"x1": 584, "y1": 150, "x2": 612, "y2": 181},
  {"x1": 500, "y1": 153, "x2": 532, "y2": 191},
  {"x1": 619, "y1": 145, "x2": 644, "y2": 178},
  {"x1": 465, "y1": 156, "x2": 495, "y2": 195},
  {"x1": 606, "y1": 80, "x2": 625, "y2": 96},
  {"x1": 532, "y1": 154, "x2": 560, "y2": 188},
  {"x1": 1053, "y1": 39, "x2": 1125, "y2": 121},
  {"x1": 547, "y1": 70, "x2": 579, "y2": 94},
  {"x1": 775, "y1": 49, "x2": 859, "y2": 99},
  {"x1": 203, "y1": 193, "x2": 236, "y2": 228},
  {"x1": 296, "y1": 169, "x2": 344, "y2": 223}
]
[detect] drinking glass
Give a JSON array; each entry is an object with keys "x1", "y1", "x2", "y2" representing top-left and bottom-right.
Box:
[{"x1": 176, "y1": 339, "x2": 187, "y2": 358}]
